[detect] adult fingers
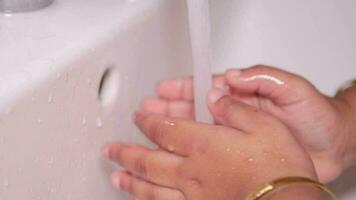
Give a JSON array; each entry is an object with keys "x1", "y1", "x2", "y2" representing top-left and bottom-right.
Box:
[
  {"x1": 156, "y1": 75, "x2": 228, "y2": 101},
  {"x1": 225, "y1": 65, "x2": 316, "y2": 106},
  {"x1": 141, "y1": 97, "x2": 194, "y2": 120}
]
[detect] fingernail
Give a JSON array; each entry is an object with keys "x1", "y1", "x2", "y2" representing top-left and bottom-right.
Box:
[
  {"x1": 133, "y1": 111, "x2": 148, "y2": 124},
  {"x1": 208, "y1": 88, "x2": 227, "y2": 104},
  {"x1": 226, "y1": 69, "x2": 241, "y2": 77},
  {"x1": 226, "y1": 69, "x2": 241, "y2": 84},
  {"x1": 215, "y1": 80, "x2": 230, "y2": 92},
  {"x1": 111, "y1": 174, "x2": 121, "y2": 189}
]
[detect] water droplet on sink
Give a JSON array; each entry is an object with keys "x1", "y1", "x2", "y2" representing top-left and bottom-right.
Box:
[
  {"x1": 96, "y1": 117, "x2": 103, "y2": 128},
  {"x1": 87, "y1": 79, "x2": 92, "y2": 85},
  {"x1": 50, "y1": 187, "x2": 57, "y2": 193},
  {"x1": 81, "y1": 117, "x2": 87, "y2": 125},
  {"x1": 89, "y1": 46, "x2": 96, "y2": 52},
  {"x1": 48, "y1": 94, "x2": 53, "y2": 104},
  {"x1": 81, "y1": 176, "x2": 87, "y2": 182},
  {"x1": 64, "y1": 73, "x2": 69, "y2": 82},
  {"x1": 3, "y1": 178, "x2": 9, "y2": 187},
  {"x1": 4, "y1": 13, "x2": 13, "y2": 17},
  {"x1": 17, "y1": 167, "x2": 23, "y2": 174},
  {"x1": 4, "y1": 107, "x2": 12, "y2": 115},
  {"x1": 47, "y1": 157, "x2": 54, "y2": 166}
]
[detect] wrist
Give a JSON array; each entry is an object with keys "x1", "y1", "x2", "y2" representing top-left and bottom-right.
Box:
[
  {"x1": 334, "y1": 85, "x2": 356, "y2": 169},
  {"x1": 247, "y1": 176, "x2": 333, "y2": 200},
  {"x1": 261, "y1": 184, "x2": 323, "y2": 200}
]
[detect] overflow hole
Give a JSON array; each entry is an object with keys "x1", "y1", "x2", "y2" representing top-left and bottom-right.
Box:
[{"x1": 98, "y1": 67, "x2": 120, "y2": 106}]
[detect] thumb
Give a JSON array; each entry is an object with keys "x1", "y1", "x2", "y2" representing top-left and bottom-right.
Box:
[
  {"x1": 207, "y1": 88, "x2": 279, "y2": 133},
  {"x1": 225, "y1": 65, "x2": 317, "y2": 106}
]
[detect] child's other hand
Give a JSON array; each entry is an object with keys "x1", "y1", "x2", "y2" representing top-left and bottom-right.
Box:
[
  {"x1": 142, "y1": 65, "x2": 350, "y2": 182},
  {"x1": 104, "y1": 95, "x2": 317, "y2": 200}
]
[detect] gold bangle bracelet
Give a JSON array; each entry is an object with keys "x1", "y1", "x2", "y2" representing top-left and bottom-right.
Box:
[{"x1": 245, "y1": 176, "x2": 337, "y2": 200}]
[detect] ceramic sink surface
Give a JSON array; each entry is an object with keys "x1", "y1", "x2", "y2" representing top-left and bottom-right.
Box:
[{"x1": 0, "y1": 0, "x2": 356, "y2": 199}]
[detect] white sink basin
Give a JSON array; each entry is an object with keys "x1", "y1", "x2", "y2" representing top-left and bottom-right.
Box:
[
  {"x1": 0, "y1": 0, "x2": 192, "y2": 199},
  {"x1": 0, "y1": 0, "x2": 356, "y2": 199}
]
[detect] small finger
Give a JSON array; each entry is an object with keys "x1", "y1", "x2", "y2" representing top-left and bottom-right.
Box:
[
  {"x1": 141, "y1": 97, "x2": 194, "y2": 120},
  {"x1": 104, "y1": 143, "x2": 183, "y2": 188},
  {"x1": 112, "y1": 171, "x2": 185, "y2": 200},
  {"x1": 156, "y1": 75, "x2": 229, "y2": 101},
  {"x1": 134, "y1": 112, "x2": 214, "y2": 156}
]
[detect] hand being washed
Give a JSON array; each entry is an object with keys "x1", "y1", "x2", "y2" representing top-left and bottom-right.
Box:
[
  {"x1": 141, "y1": 65, "x2": 352, "y2": 183},
  {"x1": 104, "y1": 94, "x2": 319, "y2": 200}
]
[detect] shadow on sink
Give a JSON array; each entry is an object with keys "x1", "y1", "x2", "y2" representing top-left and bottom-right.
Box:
[{"x1": 329, "y1": 166, "x2": 356, "y2": 198}]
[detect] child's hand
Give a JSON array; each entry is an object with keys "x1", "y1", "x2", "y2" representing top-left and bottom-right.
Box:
[
  {"x1": 142, "y1": 65, "x2": 350, "y2": 182},
  {"x1": 104, "y1": 95, "x2": 317, "y2": 200}
]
